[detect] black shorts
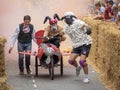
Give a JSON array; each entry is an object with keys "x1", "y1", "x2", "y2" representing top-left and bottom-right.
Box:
[{"x1": 71, "y1": 44, "x2": 91, "y2": 57}]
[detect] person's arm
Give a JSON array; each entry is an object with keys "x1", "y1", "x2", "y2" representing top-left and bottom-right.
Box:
[
  {"x1": 79, "y1": 21, "x2": 88, "y2": 32},
  {"x1": 79, "y1": 21, "x2": 92, "y2": 35},
  {"x1": 9, "y1": 26, "x2": 20, "y2": 53},
  {"x1": 43, "y1": 26, "x2": 50, "y2": 42},
  {"x1": 58, "y1": 26, "x2": 65, "y2": 35},
  {"x1": 58, "y1": 26, "x2": 66, "y2": 41},
  {"x1": 43, "y1": 26, "x2": 49, "y2": 37},
  {"x1": 115, "y1": 16, "x2": 120, "y2": 25},
  {"x1": 32, "y1": 26, "x2": 37, "y2": 43},
  {"x1": 93, "y1": 7, "x2": 105, "y2": 20},
  {"x1": 108, "y1": 7, "x2": 113, "y2": 18}
]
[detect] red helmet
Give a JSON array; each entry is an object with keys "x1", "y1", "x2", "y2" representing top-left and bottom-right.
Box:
[
  {"x1": 49, "y1": 19, "x2": 57, "y2": 25},
  {"x1": 44, "y1": 14, "x2": 60, "y2": 25}
]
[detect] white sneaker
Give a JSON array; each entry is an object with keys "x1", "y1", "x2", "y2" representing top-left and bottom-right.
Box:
[
  {"x1": 76, "y1": 66, "x2": 81, "y2": 77},
  {"x1": 83, "y1": 77, "x2": 90, "y2": 83}
]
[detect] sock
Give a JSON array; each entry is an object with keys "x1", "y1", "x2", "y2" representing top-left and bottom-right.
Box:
[{"x1": 84, "y1": 74, "x2": 88, "y2": 78}]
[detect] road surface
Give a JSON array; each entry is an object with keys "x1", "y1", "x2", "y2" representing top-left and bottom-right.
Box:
[{"x1": 6, "y1": 57, "x2": 106, "y2": 90}]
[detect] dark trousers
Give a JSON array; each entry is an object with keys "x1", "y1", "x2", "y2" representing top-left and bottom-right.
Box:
[{"x1": 49, "y1": 38, "x2": 60, "y2": 48}]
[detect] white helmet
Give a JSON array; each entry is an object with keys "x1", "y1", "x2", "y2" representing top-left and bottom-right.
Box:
[
  {"x1": 61, "y1": 11, "x2": 76, "y2": 20},
  {"x1": 64, "y1": 11, "x2": 75, "y2": 17},
  {"x1": 61, "y1": 11, "x2": 77, "y2": 25}
]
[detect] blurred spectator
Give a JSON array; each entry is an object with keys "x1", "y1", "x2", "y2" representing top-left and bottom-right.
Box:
[
  {"x1": 118, "y1": 3, "x2": 120, "y2": 11},
  {"x1": 111, "y1": 5, "x2": 118, "y2": 21},
  {"x1": 93, "y1": 2, "x2": 105, "y2": 19},
  {"x1": 115, "y1": 11, "x2": 120, "y2": 25},
  {"x1": 104, "y1": 1, "x2": 114, "y2": 21}
]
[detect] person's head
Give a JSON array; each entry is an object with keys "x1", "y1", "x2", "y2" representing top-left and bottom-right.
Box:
[
  {"x1": 49, "y1": 18, "x2": 57, "y2": 25},
  {"x1": 61, "y1": 11, "x2": 77, "y2": 25},
  {"x1": 107, "y1": 0, "x2": 114, "y2": 7},
  {"x1": 43, "y1": 13, "x2": 60, "y2": 31},
  {"x1": 49, "y1": 18, "x2": 58, "y2": 31},
  {"x1": 112, "y1": 6, "x2": 118, "y2": 16},
  {"x1": 95, "y1": 2, "x2": 101, "y2": 10},
  {"x1": 23, "y1": 15, "x2": 31, "y2": 26}
]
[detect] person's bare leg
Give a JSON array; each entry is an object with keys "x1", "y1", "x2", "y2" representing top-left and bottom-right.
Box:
[
  {"x1": 80, "y1": 54, "x2": 88, "y2": 74},
  {"x1": 80, "y1": 54, "x2": 89, "y2": 83},
  {"x1": 68, "y1": 53, "x2": 81, "y2": 77},
  {"x1": 68, "y1": 53, "x2": 79, "y2": 67}
]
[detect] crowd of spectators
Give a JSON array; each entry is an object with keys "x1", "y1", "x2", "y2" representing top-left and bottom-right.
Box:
[{"x1": 91, "y1": 0, "x2": 120, "y2": 25}]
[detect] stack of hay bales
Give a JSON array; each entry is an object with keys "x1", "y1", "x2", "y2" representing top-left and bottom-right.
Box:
[
  {"x1": 0, "y1": 37, "x2": 11, "y2": 90},
  {"x1": 82, "y1": 17, "x2": 120, "y2": 90}
]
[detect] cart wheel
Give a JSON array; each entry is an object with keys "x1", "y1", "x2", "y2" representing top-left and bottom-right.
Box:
[
  {"x1": 35, "y1": 56, "x2": 38, "y2": 76},
  {"x1": 60, "y1": 56, "x2": 63, "y2": 76},
  {"x1": 49, "y1": 57, "x2": 54, "y2": 80}
]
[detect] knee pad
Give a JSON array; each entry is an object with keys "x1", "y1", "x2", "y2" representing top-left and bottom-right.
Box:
[
  {"x1": 68, "y1": 60, "x2": 75, "y2": 65},
  {"x1": 79, "y1": 60, "x2": 87, "y2": 67}
]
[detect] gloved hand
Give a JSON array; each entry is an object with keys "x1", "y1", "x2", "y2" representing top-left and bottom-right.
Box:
[
  {"x1": 86, "y1": 26, "x2": 92, "y2": 35},
  {"x1": 44, "y1": 36, "x2": 49, "y2": 41}
]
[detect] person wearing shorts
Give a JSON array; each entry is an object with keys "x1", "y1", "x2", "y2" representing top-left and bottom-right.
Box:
[{"x1": 61, "y1": 11, "x2": 92, "y2": 83}]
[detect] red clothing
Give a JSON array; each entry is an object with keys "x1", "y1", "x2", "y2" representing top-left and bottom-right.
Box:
[{"x1": 104, "y1": 6, "x2": 112, "y2": 20}]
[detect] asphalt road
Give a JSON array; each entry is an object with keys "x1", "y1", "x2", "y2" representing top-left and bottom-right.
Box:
[{"x1": 6, "y1": 57, "x2": 107, "y2": 90}]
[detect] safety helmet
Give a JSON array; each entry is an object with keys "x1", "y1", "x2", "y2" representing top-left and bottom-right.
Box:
[
  {"x1": 61, "y1": 11, "x2": 77, "y2": 20},
  {"x1": 61, "y1": 11, "x2": 77, "y2": 25},
  {"x1": 64, "y1": 11, "x2": 75, "y2": 17},
  {"x1": 43, "y1": 13, "x2": 60, "y2": 25},
  {"x1": 49, "y1": 19, "x2": 57, "y2": 25}
]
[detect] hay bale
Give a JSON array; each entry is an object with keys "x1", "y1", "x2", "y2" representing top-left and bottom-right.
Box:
[
  {"x1": 81, "y1": 17, "x2": 120, "y2": 90},
  {"x1": 0, "y1": 37, "x2": 11, "y2": 90},
  {"x1": 0, "y1": 37, "x2": 6, "y2": 77},
  {"x1": 0, "y1": 76, "x2": 11, "y2": 90}
]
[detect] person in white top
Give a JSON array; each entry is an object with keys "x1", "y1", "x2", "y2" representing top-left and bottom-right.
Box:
[
  {"x1": 61, "y1": 12, "x2": 92, "y2": 83},
  {"x1": 116, "y1": 11, "x2": 120, "y2": 25},
  {"x1": 8, "y1": 15, "x2": 36, "y2": 75}
]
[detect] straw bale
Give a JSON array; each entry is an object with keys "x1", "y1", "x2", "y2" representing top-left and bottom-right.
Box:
[
  {"x1": 0, "y1": 76, "x2": 11, "y2": 90},
  {"x1": 0, "y1": 37, "x2": 11, "y2": 90},
  {"x1": 81, "y1": 17, "x2": 120, "y2": 90},
  {"x1": 0, "y1": 37, "x2": 7, "y2": 77}
]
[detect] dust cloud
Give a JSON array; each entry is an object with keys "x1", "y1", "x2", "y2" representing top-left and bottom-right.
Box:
[{"x1": 0, "y1": 0, "x2": 91, "y2": 59}]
